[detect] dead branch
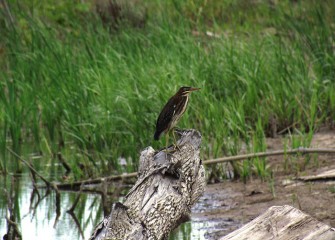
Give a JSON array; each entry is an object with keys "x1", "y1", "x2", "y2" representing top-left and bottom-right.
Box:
[
  {"x1": 6, "y1": 147, "x2": 62, "y2": 227},
  {"x1": 55, "y1": 172, "x2": 137, "y2": 190},
  {"x1": 204, "y1": 147, "x2": 335, "y2": 165},
  {"x1": 54, "y1": 147, "x2": 335, "y2": 191},
  {"x1": 6, "y1": 147, "x2": 52, "y2": 188},
  {"x1": 6, "y1": 147, "x2": 62, "y2": 200}
]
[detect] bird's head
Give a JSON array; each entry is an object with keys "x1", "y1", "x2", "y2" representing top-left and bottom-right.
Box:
[{"x1": 177, "y1": 86, "x2": 201, "y2": 96}]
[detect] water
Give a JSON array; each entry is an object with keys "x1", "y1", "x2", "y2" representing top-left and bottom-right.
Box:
[
  {"x1": 0, "y1": 172, "x2": 237, "y2": 240},
  {"x1": 0, "y1": 173, "x2": 200, "y2": 239},
  {"x1": 0, "y1": 174, "x2": 103, "y2": 239},
  {"x1": 0, "y1": 162, "x2": 238, "y2": 240}
]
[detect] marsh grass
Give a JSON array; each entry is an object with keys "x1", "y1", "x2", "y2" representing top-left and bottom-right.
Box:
[{"x1": 1, "y1": 0, "x2": 335, "y2": 180}]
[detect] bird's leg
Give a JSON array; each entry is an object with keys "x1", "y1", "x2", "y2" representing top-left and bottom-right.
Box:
[
  {"x1": 162, "y1": 131, "x2": 176, "y2": 156},
  {"x1": 163, "y1": 132, "x2": 172, "y2": 159},
  {"x1": 172, "y1": 129, "x2": 181, "y2": 151},
  {"x1": 165, "y1": 131, "x2": 169, "y2": 152}
]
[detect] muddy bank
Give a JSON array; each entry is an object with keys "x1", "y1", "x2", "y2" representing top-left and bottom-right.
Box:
[{"x1": 190, "y1": 130, "x2": 335, "y2": 239}]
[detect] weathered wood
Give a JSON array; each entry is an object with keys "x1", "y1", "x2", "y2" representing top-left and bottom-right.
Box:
[
  {"x1": 298, "y1": 169, "x2": 335, "y2": 181},
  {"x1": 204, "y1": 147, "x2": 335, "y2": 165},
  {"x1": 221, "y1": 205, "x2": 335, "y2": 240},
  {"x1": 89, "y1": 129, "x2": 205, "y2": 240}
]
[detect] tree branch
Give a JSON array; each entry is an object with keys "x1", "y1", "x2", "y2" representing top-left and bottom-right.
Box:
[
  {"x1": 54, "y1": 147, "x2": 335, "y2": 191},
  {"x1": 6, "y1": 147, "x2": 52, "y2": 188},
  {"x1": 203, "y1": 147, "x2": 335, "y2": 165}
]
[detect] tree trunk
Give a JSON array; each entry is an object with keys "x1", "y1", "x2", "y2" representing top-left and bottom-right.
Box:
[{"x1": 89, "y1": 129, "x2": 206, "y2": 240}]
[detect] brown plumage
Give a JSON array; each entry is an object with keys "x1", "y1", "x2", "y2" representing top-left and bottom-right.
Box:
[{"x1": 154, "y1": 87, "x2": 200, "y2": 143}]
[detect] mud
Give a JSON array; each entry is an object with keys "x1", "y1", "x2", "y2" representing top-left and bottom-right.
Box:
[{"x1": 191, "y1": 130, "x2": 335, "y2": 239}]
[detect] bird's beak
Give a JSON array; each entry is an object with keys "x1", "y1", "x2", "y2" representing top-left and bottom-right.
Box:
[{"x1": 188, "y1": 87, "x2": 201, "y2": 93}]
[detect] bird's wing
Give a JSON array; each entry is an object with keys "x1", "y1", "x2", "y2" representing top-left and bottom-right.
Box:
[{"x1": 154, "y1": 99, "x2": 176, "y2": 138}]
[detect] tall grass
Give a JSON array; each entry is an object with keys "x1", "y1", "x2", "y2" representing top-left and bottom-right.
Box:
[{"x1": 1, "y1": 0, "x2": 334, "y2": 179}]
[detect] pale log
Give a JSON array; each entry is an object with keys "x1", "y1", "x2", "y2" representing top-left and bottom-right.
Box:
[
  {"x1": 89, "y1": 129, "x2": 205, "y2": 240},
  {"x1": 221, "y1": 205, "x2": 335, "y2": 240},
  {"x1": 298, "y1": 169, "x2": 335, "y2": 181}
]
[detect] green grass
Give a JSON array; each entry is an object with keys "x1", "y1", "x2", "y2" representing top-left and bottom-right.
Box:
[{"x1": 1, "y1": 0, "x2": 335, "y2": 180}]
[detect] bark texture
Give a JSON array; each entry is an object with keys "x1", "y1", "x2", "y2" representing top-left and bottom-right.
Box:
[
  {"x1": 89, "y1": 129, "x2": 205, "y2": 240},
  {"x1": 221, "y1": 205, "x2": 335, "y2": 240}
]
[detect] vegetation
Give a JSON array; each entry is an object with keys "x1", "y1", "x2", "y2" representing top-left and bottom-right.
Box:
[{"x1": 1, "y1": 0, "x2": 335, "y2": 181}]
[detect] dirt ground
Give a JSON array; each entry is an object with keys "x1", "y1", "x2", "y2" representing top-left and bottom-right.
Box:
[{"x1": 191, "y1": 129, "x2": 335, "y2": 239}]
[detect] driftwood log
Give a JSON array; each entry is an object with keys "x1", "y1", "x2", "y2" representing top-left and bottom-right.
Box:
[
  {"x1": 221, "y1": 205, "x2": 335, "y2": 240},
  {"x1": 298, "y1": 169, "x2": 335, "y2": 182},
  {"x1": 89, "y1": 129, "x2": 206, "y2": 240}
]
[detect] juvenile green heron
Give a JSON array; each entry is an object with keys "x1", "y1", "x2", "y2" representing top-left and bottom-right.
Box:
[{"x1": 154, "y1": 86, "x2": 200, "y2": 150}]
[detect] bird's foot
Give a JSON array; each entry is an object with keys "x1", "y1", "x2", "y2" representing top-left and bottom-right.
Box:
[
  {"x1": 162, "y1": 148, "x2": 176, "y2": 160},
  {"x1": 173, "y1": 143, "x2": 181, "y2": 151},
  {"x1": 162, "y1": 147, "x2": 177, "y2": 153}
]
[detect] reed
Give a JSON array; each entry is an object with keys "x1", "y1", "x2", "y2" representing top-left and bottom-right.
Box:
[{"x1": 1, "y1": 0, "x2": 334, "y2": 179}]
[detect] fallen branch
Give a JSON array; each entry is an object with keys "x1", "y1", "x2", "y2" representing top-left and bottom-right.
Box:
[
  {"x1": 55, "y1": 172, "x2": 137, "y2": 190},
  {"x1": 6, "y1": 147, "x2": 53, "y2": 188},
  {"x1": 6, "y1": 147, "x2": 62, "y2": 218},
  {"x1": 54, "y1": 147, "x2": 335, "y2": 190},
  {"x1": 203, "y1": 147, "x2": 335, "y2": 165}
]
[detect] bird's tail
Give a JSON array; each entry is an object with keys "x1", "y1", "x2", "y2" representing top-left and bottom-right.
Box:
[{"x1": 154, "y1": 131, "x2": 161, "y2": 140}]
